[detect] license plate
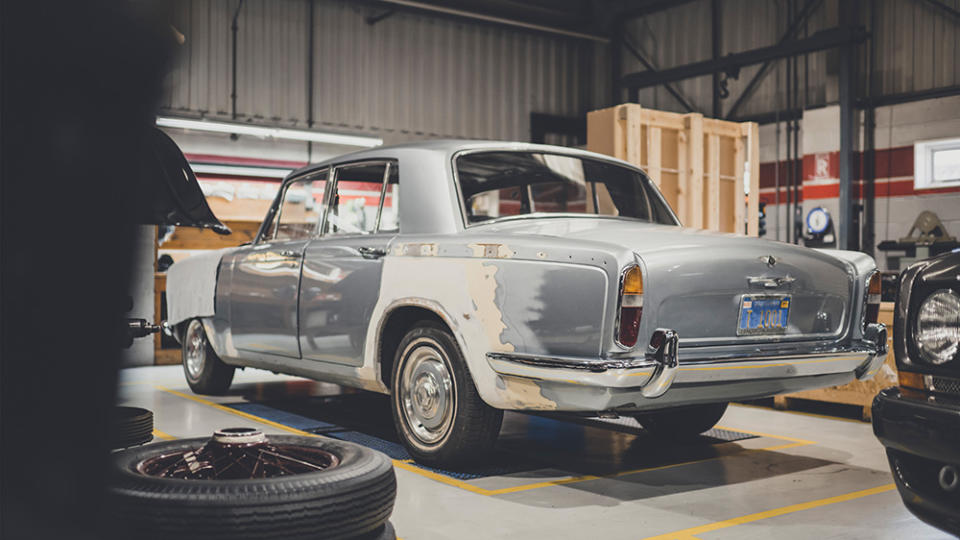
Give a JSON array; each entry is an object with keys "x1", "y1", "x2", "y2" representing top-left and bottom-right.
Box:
[{"x1": 737, "y1": 295, "x2": 791, "y2": 336}]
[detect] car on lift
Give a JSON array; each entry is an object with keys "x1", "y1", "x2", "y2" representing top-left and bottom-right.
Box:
[
  {"x1": 166, "y1": 140, "x2": 888, "y2": 467},
  {"x1": 872, "y1": 250, "x2": 960, "y2": 536}
]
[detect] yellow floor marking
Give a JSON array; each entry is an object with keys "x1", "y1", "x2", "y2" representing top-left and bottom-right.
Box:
[
  {"x1": 156, "y1": 385, "x2": 816, "y2": 497},
  {"x1": 156, "y1": 385, "x2": 317, "y2": 437},
  {"x1": 156, "y1": 385, "x2": 497, "y2": 494},
  {"x1": 152, "y1": 429, "x2": 176, "y2": 440},
  {"x1": 641, "y1": 483, "x2": 895, "y2": 540},
  {"x1": 714, "y1": 424, "x2": 815, "y2": 446}
]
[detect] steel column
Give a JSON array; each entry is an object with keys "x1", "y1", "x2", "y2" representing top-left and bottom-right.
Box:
[{"x1": 837, "y1": 1, "x2": 857, "y2": 250}]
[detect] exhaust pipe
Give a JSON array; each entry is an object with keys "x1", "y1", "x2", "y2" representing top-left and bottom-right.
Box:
[{"x1": 939, "y1": 465, "x2": 959, "y2": 492}]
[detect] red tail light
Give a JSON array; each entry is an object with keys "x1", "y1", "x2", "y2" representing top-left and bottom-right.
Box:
[{"x1": 617, "y1": 266, "x2": 643, "y2": 348}]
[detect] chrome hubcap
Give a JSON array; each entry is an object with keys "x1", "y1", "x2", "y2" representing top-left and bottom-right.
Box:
[
  {"x1": 185, "y1": 320, "x2": 206, "y2": 380},
  {"x1": 400, "y1": 339, "x2": 454, "y2": 445}
]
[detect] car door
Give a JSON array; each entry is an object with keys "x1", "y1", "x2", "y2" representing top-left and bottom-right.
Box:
[
  {"x1": 228, "y1": 170, "x2": 328, "y2": 357},
  {"x1": 299, "y1": 160, "x2": 398, "y2": 366}
]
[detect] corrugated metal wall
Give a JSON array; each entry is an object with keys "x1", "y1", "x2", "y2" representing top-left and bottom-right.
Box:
[
  {"x1": 620, "y1": 0, "x2": 959, "y2": 119},
  {"x1": 162, "y1": 0, "x2": 608, "y2": 142},
  {"x1": 163, "y1": 0, "x2": 958, "y2": 135}
]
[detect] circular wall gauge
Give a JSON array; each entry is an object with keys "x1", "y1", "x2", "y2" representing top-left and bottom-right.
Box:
[{"x1": 806, "y1": 207, "x2": 831, "y2": 235}]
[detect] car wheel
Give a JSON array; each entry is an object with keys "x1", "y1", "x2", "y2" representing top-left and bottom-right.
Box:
[
  {"x1": 634, "y1": 402, "x2": 728, "y2": 440},
  {"x1": 182, "y1": 318, "x2": 234, "y2": 395},
  {"x1": 390, "y1": 321, "x2": 503, "y2": 468},
  {"x1": 105, "y1": 429, "x2": 396, "y2": 540}
]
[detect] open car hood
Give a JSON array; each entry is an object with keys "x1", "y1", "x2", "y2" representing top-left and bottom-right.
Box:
[{"x1": 133, "y1": 127, "x2": 229, "y2": 234}]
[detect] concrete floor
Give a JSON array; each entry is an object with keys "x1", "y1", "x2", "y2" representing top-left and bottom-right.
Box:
[{"x1": 119, "y1": 366, "x2": 950, "y2": 540}]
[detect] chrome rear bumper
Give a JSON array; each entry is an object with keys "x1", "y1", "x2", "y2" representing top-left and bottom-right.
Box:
[{"x1": 484, "y1": 324, "x2": 887, "y2": 410}]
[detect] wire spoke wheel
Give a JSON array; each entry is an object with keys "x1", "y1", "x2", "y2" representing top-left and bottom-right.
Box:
[
  {"x1": 136, "y1": 428, "x2": 339, "y2": 480},
  {"x1": 107, "y1": 430, "x2": 397, "y2": 539}
]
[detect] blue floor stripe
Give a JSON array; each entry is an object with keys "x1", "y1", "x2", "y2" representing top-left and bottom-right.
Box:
[{"x1": 225, "y1": 402, "x2": 340, "y2": 432}]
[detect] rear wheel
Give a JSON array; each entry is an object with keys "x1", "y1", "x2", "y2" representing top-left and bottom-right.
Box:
[
  {"x1": 390, "y1": 322, "x2": 503, "y2": 468},
  {"x1": 182, "y1": 318, "x2": 234, "y2": 395},
  {"x1": 634, "y1": 402, "x2": 728, "y2": 440}
]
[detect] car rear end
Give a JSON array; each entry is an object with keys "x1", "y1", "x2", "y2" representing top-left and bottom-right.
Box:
[{"x1": 872, "y1": 252, "x2": 960, "y2": 536}]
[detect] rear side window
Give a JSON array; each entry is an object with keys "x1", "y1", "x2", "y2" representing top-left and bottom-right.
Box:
[
  {"x1": 323, "y1": 161, "x2": 398, "y2": 236},
  {"x1": 456, "y1": 151, "x2": 677, "y2": 225}
]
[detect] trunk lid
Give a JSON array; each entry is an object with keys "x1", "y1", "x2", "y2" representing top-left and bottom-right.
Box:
[{"x1": 485, "y1": 217, "x2": 855, "y2": 345}]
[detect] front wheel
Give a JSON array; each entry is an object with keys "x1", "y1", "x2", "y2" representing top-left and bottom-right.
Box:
[
  {"x1": 634, "y1": 402, "x2": 728, "y2": 441},
  {"x1": 182, "y1": 318, "x2": 234, "y2": 395},
  {"x1": 390, "y1": 322, "x2": 503, "y2": 468}
]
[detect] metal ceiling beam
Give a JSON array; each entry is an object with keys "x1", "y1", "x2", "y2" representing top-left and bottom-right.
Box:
[
  {"x1": 619, "y1": 0, "x2": 699, "y2": 20},
  {"x1": 917, "y1": 0, "x2": 960, "y2": 19},
  {"x1": 373, "y1": 0, "x2": 610, "y2": 42},
  {"x1": 621, "y1": 31, "x2": 697, "y2": 112},
  {"x1": 621, "y1": 26, "x2": 868, "y2": 90},
  {"x1": 725, "y1": 0, "x2": 823, "y2": 120}
]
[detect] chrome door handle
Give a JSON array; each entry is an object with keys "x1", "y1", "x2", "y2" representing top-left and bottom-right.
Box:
[
  {"x1": 358, "y1": 246, "x2": 388, "y2": 259},
  {"x1": 279, "y1": 249, "x2": 302, "y2": 258}
]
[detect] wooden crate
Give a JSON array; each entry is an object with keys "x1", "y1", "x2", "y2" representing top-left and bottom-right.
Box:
[
  {"x1": 773, "y1": 302, "x2": 897, "y2": 421},
  {"x1": 587, "y1": 103, "x2": 760, "y2": 236}
]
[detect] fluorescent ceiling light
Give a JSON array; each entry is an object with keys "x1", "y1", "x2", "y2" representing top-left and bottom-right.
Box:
[
  {"x1": 191, "y1": 163, "x2": 293, "y2": 178},
  {"x1": 157, "y1": 117, "x2": 382, "y2": 148}
]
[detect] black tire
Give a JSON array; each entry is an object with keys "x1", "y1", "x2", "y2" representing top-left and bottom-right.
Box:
[
  {"x1": 352, "y1": 521, "x2": 395, "y2": 540},
  {"x1": 182, "y1": 318, "x2": 234, "y2": 395},
  {"x1": 390, "y1": 321, "x2": 503, "y2": 468},
  {"x1": 109, "y1": 406, "x2": 153, "y2": 449},
  {"x1": 105, "y1": 435, "x2": 396, "y2": 540},
  {"x1": 635, "y1": 402, "x2": 729, "y2": 440}
]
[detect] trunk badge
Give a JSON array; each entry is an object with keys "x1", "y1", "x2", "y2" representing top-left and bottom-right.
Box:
[{"x1": 760, "y1": 255, "x2": 778, "y2": 267}]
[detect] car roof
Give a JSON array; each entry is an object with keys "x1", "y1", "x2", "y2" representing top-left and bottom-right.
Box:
[{"x1": 283, "y1": 139, "x2": 637, "y2": 180}]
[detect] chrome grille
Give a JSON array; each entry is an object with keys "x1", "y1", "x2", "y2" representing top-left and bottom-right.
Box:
[{"x1": 928, "y1": 375, "x2": 960, "y2": 397}]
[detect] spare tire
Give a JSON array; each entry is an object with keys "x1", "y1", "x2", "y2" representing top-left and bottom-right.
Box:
[
  {"x1": 105, "y1": 433, "x2": 396, "y2": 540},
  {"x1": 109, "y1": 406, "x2": 153, "y2": 449}
]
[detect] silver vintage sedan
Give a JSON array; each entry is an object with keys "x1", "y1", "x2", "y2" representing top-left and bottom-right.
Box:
[{"x1": 166, "y1": 140, "x2": 887, "y2": 467}]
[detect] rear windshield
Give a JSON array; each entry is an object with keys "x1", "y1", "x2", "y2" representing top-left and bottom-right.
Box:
[{"x1": 455, "y1": 151, "x2": 678, "y2": 225}]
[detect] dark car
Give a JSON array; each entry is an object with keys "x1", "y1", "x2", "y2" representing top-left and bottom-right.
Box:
[{"x1": 873, "y1": 250, "x2": 960, "y2": 536}]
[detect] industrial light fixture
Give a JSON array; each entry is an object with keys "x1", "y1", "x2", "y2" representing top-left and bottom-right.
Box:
[
  {"x1": 190, "y1": 163, "x2": 293, "y2": 179},
  {"x1": 156, "y1": 117, "x2": 383, "y2": 148}
]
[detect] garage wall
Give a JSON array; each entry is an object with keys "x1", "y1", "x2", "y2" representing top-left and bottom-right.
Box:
[
  {"x1": 162, "y1": 0, "x2": 608, "y2": 143},
  {"x1": 621, "y1": 0, "x2": 960, "y2": 119},
  {"x1": 756, "y1": 95, "x2": 960, "y2": 270}
]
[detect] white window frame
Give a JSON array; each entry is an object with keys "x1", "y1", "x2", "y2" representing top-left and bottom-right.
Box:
[{"x1": 915, "y1": 137, "x2": 960, "y2": 190}]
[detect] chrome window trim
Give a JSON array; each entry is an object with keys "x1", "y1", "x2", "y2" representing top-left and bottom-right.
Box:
[
  {"x1": 318, "y1": 159, "x2": 397, "y2": 238},
  {"x1": 256, "y1": 167, "x2": 330, "y2": 244},
  {"x1": 450, "y1": 148, "x2": 682, "y2": 230}
]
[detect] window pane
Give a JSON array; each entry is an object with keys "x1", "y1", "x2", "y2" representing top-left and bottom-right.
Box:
[
  {"x1": 456, "y1": 151, "x2": 676, "y2": 225},
  {"x1": 378, "y1": 165, "x2": 400, "y2": 233},
  {"x1": 933, "y1": 148, "x2": 960, "y2": 183},
  {"x1": 273, "y1": 171, "x2": 327, "y2": 241},
  {"x1": 325, "y1": 163, "x2": 387, "y2": 236}
]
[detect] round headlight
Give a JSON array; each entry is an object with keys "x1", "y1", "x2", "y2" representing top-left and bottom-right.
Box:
[{"x1": 915, "y1": 289, "x2": 960, "y2": 365}]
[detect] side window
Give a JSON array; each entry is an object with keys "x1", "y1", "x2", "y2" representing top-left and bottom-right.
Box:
[
  {"x1": 324, "y1": 162, "x2": 398, "y2": 236},
  {"x1": 268, "y1": 170, "x2": 327, "y2": 242}
]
